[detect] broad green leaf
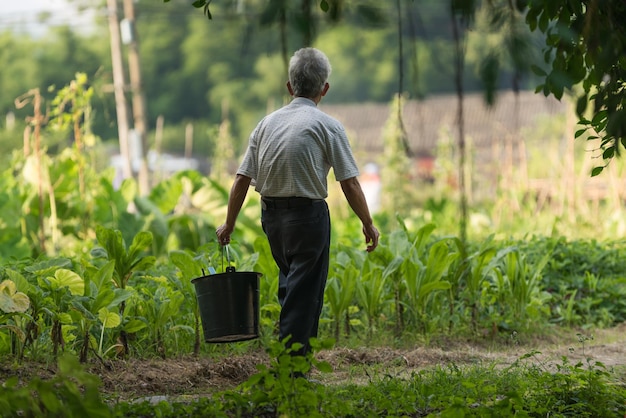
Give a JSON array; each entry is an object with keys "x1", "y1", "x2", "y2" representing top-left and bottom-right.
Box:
[
  {"x1": 98, "y1": 308, "x2": 121, "y2": 329},
  {"x1": 0, "y1": 280, "x2": 30, "y2": 313},
  {"x1": 51, "y1": 269, "x2": 84, "y2": 296},
  {"x1": 4, "y1": 270, "x2": 31, "y2": 294},
  {"x1": 127, "y1": 231, "x2": 153, "y2": 263},
  {"x1": 170, "y1": 250, "x2": 204, "y2": 280},
  {"x1": 92, "y1": 288, "x2": 116, "y2": 313},
  {"x1": 148, "y1": 177, "x2": 183, "y2": 214},
  {"x1": 92, "y1": 260, "x2": 116, "y2": 292}
]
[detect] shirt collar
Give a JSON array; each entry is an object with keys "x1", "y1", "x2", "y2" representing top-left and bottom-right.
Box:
[{"x1": 291, "y1": 97, "x2": 317, "y2": 107}]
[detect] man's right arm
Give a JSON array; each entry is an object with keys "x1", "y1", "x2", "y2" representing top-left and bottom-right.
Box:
[
  {"x1": 340, "y1": 176, "x2": 380, "y2": 252},
  {"x1": 216, "y1": 174, "x2": 252, "y2": 245}
]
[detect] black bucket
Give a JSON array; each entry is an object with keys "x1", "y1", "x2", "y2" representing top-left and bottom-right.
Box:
[{"x1": 192, "y1": 268, "x2": 261, "y2": 343}]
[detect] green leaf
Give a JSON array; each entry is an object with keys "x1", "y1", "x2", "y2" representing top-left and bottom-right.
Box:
[
  {"x1": 148, "y1": 177, "x2": 184, "y2": 216},
  {"x1": 602, "y1": 147, "x2": 615, "y2": 159},
  {"x1": 98, "y1": 308, "x2": 121, "y2": 329},
  {"x1": 24, "y1": 258, "x2": 72, "y2": 276},
  {"x1": 530, "y1": 64, "x2": 547, "y2": 77},
  {"x1": 591, "y1": 166, "x2": 604, "y2": 176},
  {"x1": 52, "y1": 269, "x2": 84, "y2": 296},
  {"x1": 591, "y1": 110, "x2": 607, "y2": 126},
  {"x1": 320, "y1": 0, "x2": 329, "y2": 12},
  {"x1": 123, "y1": 319, "x2": 147, "y2": 333},
  {"x1": 92, "y1": 260, "x2": 115, "y2": 292},
  {"x1": 57, "y1": 312, "x2": 72, "y2": 324},
  {"x1": 316, "y1": 360, "x2": 333, "y2": 373},
  {"x1": 192, "y1": 0, "x2": 205, "y2": 8},
  {"x1": 538, "y1": 10, "x2": 549, "y2": 32},
  {"x1": 170, "y1": 250, "x2": 203, "y2": 280},
  {"x1": 92, "y1": 288, "x2": 116, "y2": 313},
  {"x1": 0, "y1": 280, "x2": 30, "y2": 313},
  {"x1": 575, "y1": 95, "x2": 588, "y2": 117},
  {"x1": 127, "y1": 231, "x2": 153, "y2": 263},
  {"x1": 39, "y1": 389, "x2": 60, "y2": 413},
  {"x1": 574, "y1": 128, "x2": 587, "y2": 138},
  {"x1": 4, "y1": 270, "x2": 31, "y2": 294}
]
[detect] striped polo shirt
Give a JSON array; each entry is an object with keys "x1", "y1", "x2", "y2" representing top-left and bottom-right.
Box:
[{"x1": 237, "y1": 97, "x2": 359, "y2": 200}]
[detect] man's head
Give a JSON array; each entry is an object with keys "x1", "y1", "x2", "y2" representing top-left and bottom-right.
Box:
[{"x1": 288, "y1": 48, "x2": 331, "y2": 100}]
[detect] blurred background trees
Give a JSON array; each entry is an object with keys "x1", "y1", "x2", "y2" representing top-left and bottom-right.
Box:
[{"x1": 0, "y1": 0, "x2": 544, "y2": 163}]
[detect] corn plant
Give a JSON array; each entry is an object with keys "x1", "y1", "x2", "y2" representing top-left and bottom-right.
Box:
[
  {"x1": 390, "y1": 222, "x2": 439, "y2": 335},
  {"x1": 488, "y1": 247, "x2": 553, "y2": 331},
  {"x1": 457, "y1": 240, "x2": 518, "y2": 333},
  {"x1": 325, "y1": 252, "x2": 359, "y2": 342},
  {"x1": 356, "y1": 258, "x2": 390, "y2": 341},
  {"x1": 403, "y1": 239, "x2": 455, "y2": 335},
  {"x1": 371, "y1": 230, "x2": 411, "y2": 338}
]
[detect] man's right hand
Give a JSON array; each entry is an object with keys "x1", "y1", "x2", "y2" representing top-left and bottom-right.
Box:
[{"x1": 216, "y1": 223, "x2": 233, "y2": 246}]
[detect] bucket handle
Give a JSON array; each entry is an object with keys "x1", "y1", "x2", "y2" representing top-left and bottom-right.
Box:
[{"x1": 222, "y1": 244, "x2": 236, "y2": 273}]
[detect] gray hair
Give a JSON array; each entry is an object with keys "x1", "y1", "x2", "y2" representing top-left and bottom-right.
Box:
[{"x1": 288, "y1": 48, "x2": 332, "y2": 98}]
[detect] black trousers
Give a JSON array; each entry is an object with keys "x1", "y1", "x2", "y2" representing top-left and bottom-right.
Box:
[{"x1": 261, "y1": 198, "x2": 330, "y2": 356}]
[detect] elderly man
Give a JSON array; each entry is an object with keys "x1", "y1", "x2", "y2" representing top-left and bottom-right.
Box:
[{"x1": 216, "y1": 47, "x2": 379, "y2": 356}]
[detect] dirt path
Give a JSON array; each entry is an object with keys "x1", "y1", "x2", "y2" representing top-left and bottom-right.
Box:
[
  {"x1": 5, "y1": 324, "x2": 625, "y2": 403},
  {"x1": 90, "y1": 324, "x2": 625, "y2": 401}
]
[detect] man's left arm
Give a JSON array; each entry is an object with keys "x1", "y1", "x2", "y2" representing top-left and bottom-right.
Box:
[{"x1": 340, "y1": 176, "x2": 380, "y2": 252}]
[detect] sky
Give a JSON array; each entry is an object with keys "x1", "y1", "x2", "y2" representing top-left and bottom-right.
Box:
[{"x1": 0, "y1": 0, "x2": 96, "y2": 36}]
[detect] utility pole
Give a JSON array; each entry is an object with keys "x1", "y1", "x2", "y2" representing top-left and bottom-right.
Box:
[
  {"x1": 106, "y1": 0, "x2": 133, "y2": 181},
  {"x1": 122, "y1": 0, "x2": 151, "y2": 195}
]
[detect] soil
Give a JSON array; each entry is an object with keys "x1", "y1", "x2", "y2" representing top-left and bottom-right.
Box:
[{"x1": 4, "y1": 324, "x2": 625, "y2": 403}]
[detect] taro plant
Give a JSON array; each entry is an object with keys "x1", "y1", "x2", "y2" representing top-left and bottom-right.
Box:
[
  {"x1": 134, "y1": 279, "x2": 187, "y2": 357},
  {"x1": 36, "y1": 268, "x2": 84, "y2": 356},
  {"x1": 69, "y1": 260, "x2": 135, "y2": 362},
  {"x1": 4, "y1": 266, "x2": 52, "y2": 360},
  {"x1": 0, "y1": 279, "x2": 31, "y2": 358},
  {"x1": 91, "y1": 226, "x2": 156, "y2": 355}
]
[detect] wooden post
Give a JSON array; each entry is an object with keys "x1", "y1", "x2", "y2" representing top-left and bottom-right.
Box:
[
  {"x1": 123, "y1": 0, "x2": 150, "y2": 193},
  {"x1": 106, "y1": 0, "x2": 133, "y2": 181}
]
